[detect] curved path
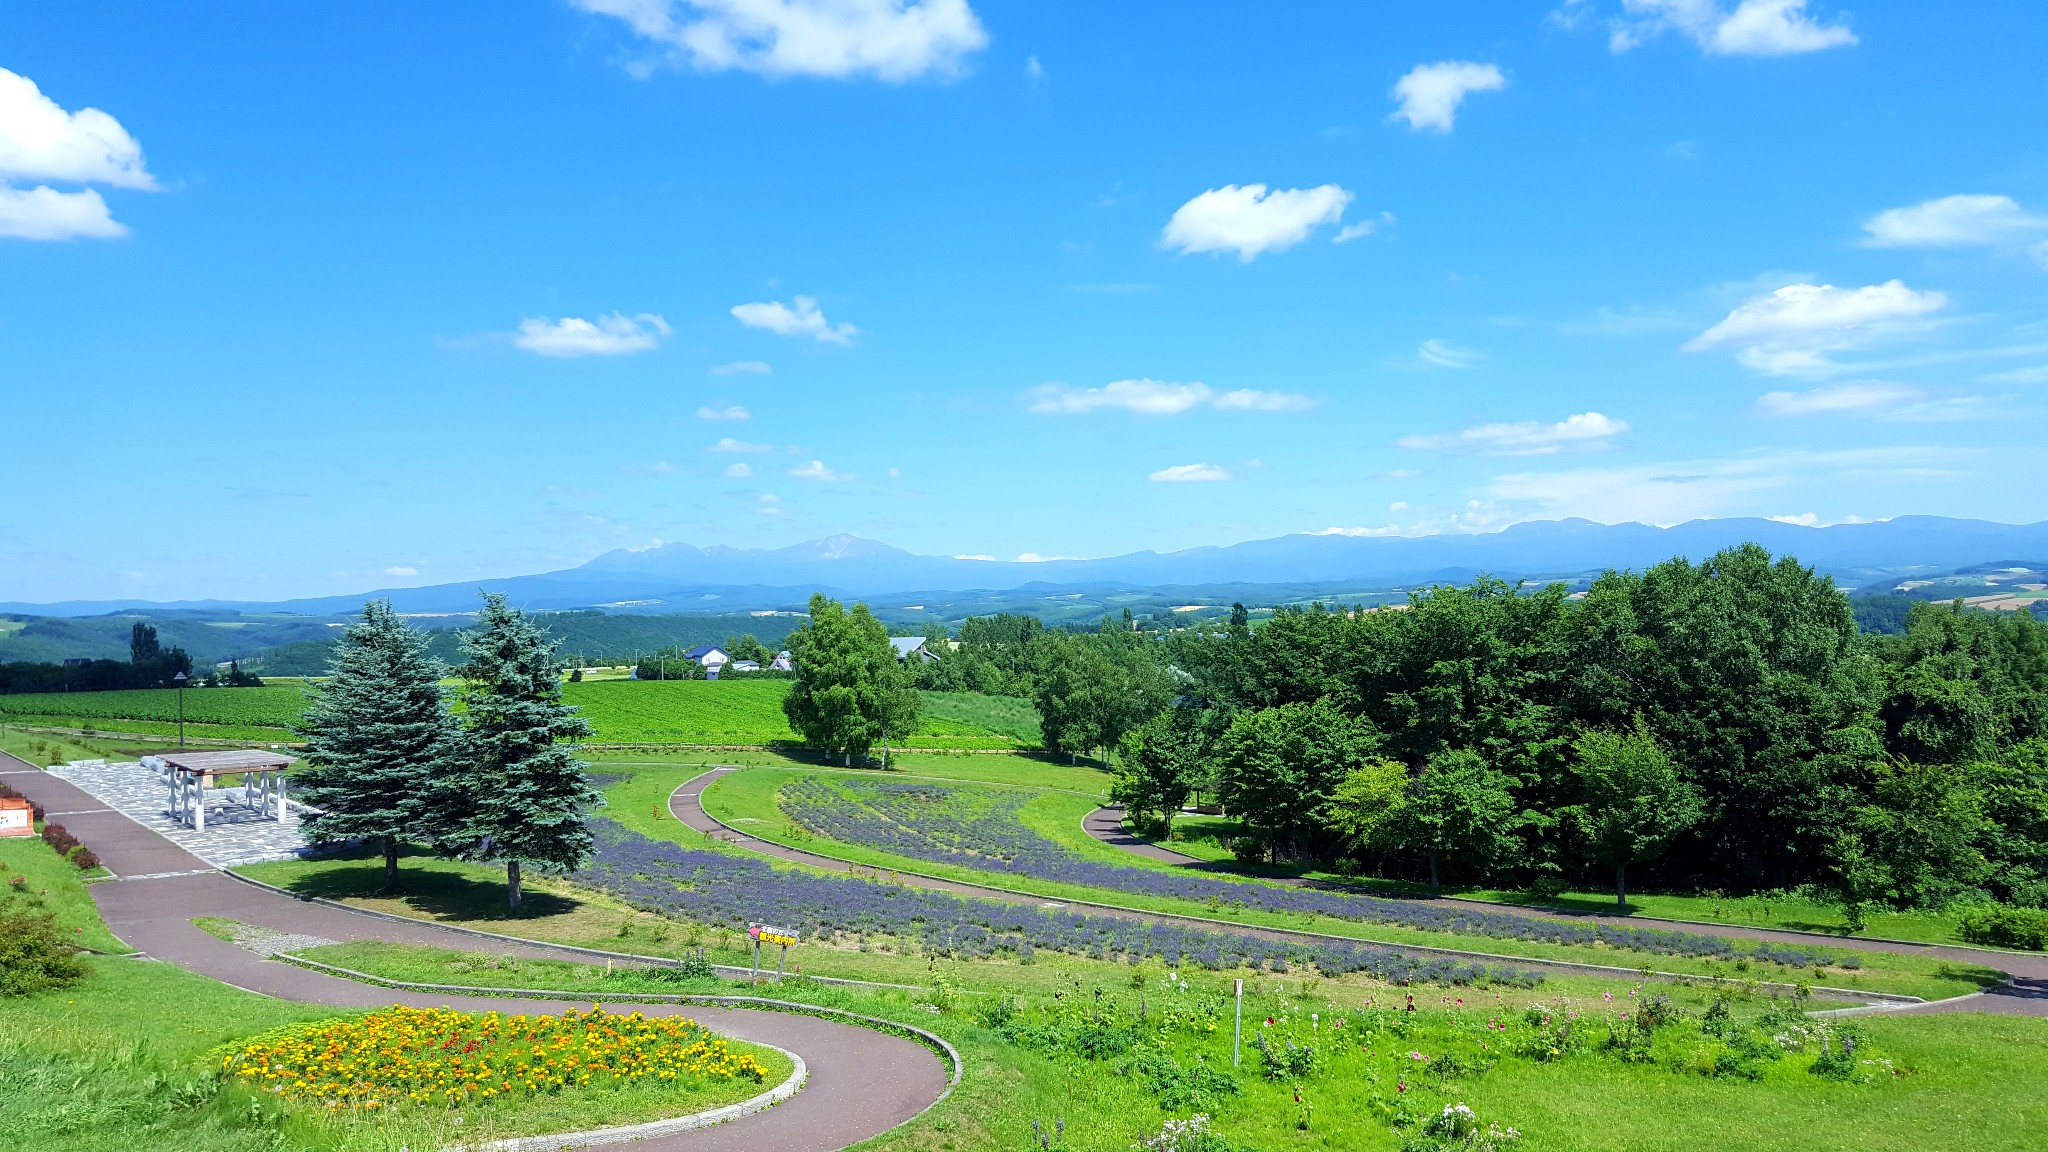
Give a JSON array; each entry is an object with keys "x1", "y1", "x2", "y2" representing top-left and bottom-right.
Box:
[
  {"x1": 1, "y1": 753, "x2": 950, "y2": 1152},
  {"x1": 1080, "y1": 805, "x2": 2048, "y2": 1016},
  {"x1": 672, "y1": 770, "x2": 2046, "y2": 1014}
]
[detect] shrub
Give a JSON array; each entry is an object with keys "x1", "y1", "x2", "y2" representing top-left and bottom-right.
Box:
[
  {"x1": 69, "y1": 847, "x2": 100, "y2": 871},
  {"x1": 0, "y1": 903, "x2": 90, "y2": 995},
  {"x1": 1251, "y1": 1030, "x2": 1320, "y2": 1080},
  {"x1": 41, "y1": 822, "x2": 79, "y2": 856},
  {"x1": 1402, "y1": 1102, "x2": 1521, "y2": 1152},
  {"x1": 1957, "y1": 904, "x2": 2048, "y2": 951},
  {"x1": 1122, "y1": 1050, "x2": 1242, "y2": 1111}
]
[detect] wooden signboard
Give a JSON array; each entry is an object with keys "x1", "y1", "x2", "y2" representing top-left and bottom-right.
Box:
[
  {"x1": 0, "y1": 797, "x2": 33, "y2": 837},
  {"x1": 747, "y1": 922, "x2": 800, "y2": 980}
]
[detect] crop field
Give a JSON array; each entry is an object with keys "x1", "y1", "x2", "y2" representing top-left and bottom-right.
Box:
[
  {"x1": 698, "y1": 766, "x2": 1992, "y2": 1000},
  {"x1": 0, "y1": 680, "x2": 1034, "y2": 749},
  {"x1": 0, "y1": 685, "x2": 306, "y2": 732}
]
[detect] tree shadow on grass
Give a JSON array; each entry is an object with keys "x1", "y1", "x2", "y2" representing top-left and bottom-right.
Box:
[{"x1": 274, "y1": 843, "x2": 586, "y2": 924}]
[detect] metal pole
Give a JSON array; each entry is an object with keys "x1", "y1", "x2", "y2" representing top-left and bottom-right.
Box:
[
  {"x1": 752, "y1": 936, "x2": 760, "y2": 982},
  {"x1": 1233, "y1": 978, "x2": 1243, "y2": 1068},
  {"x1": 777, "y1": 944, "x2": 786, "y2": 982}
]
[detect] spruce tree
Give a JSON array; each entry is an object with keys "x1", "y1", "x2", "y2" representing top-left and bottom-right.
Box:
[
  {"x1": 451, "y1": 592, "x2": 600, "y2": 909},
  {"x1": 292, "y1": 600, "x2": 462, "y2": 891}
]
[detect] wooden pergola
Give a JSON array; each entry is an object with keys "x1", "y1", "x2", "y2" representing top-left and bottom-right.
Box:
[{"x1": 151, "y1": 750, "x2": 295, "y2": 832}]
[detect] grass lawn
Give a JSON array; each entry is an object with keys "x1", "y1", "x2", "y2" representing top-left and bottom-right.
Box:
[
  {"x1": 691, "y1": 766, "x2": 1998, "y2": 1001},
  {"x1": 0, "y1": 832, "x2": 128, "y2": 953},
  {"x1": 271, "y1": 939, "x2": 2048, "y2": 1152},
  {"x1": 1140, "y1": 816, "x2": 1986, "y2": 948},
  {"x1": 917, "y1": 690, "x2": 1043, "y2": 746}
]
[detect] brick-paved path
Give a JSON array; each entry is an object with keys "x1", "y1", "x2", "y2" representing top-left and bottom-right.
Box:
[{"x1": 43, "y1": 757, "x2": 312, "y2": 867}]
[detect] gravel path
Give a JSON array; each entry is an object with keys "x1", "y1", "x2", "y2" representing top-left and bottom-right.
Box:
[
  {"x1": 2, "y1": 751, "x2": 951, "y2": 1151},
  {"x1": 1078, "y1": 806, "x2": 2048, "y2": 1016}
]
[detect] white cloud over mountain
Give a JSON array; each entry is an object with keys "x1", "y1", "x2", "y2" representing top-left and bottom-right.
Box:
[
  {"x1": 1685, "y1": 280, "x2": 1947, "y2": 375},
  {"x1": 1399, "y1": 412, "x2": 1629, "y2": 456}
]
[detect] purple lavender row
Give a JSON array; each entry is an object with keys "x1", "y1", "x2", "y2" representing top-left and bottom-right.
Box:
[
  {"x1": 775, "y1": 776, "x2": 1839, "y2": 970},
  {"x1": 575, "y1": 820, "x2": 1542, "y2": 985}
]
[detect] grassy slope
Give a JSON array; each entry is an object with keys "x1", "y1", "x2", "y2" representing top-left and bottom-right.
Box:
[
  {"x1": 587, "y1": 746, "x2": 1114, "y2": 797},
  {"x1": 1150, "y1": 815, "x2": 1981, "y2": 948},
  {"x1": 0, "y1": 833, "x2": 129, "y2": 952},
  {"x1": 276, "y1": 939, "x2": 2048, "y2": 1152},
  {"x1": 695, "y1": 766, "x2": 1995, "y2": 1000}
]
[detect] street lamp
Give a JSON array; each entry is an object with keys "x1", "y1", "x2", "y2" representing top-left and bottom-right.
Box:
[{"x1": 172, "y1": 671, "x2": 187, "y2": 748}]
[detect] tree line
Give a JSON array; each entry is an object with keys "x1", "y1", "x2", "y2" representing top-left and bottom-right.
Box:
[
  {"x1": 291, "y1": 594, "x2": 601, "y2": 908},
  {"x1": 788, "y1": 545, "x2": 2048, "y2": 921},
  {"x1": 0, "y1": 623, "x2": 206, "y2": 694}
]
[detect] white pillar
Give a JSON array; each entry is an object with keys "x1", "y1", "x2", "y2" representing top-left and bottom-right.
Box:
[
  {"x1": 275, "y1": 770, "x2": 287, "y2": 822},
  {"x1": 194, "y1": 773, "x2": 205, "y2": 833}
]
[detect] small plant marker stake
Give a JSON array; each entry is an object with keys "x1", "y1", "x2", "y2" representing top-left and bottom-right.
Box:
[{"x1": 1234, "y1": 978, "x2": 1243, "y2": 1068}]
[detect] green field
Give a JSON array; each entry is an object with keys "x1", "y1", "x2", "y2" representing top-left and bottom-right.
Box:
[
  {"x1": 0, "y1": 681, "x2": 1038, "y2": 750},
  {"x1": 0, "y1": 833, "x2": 127, "y2": 953}
]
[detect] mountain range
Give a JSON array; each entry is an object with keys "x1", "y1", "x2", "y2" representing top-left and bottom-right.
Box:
[{"x1": 9, "y1": 516, "x2": 2048, "y2": 618}]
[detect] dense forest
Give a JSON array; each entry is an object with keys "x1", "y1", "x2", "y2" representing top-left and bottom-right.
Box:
[{"x1": 935, "y1": 545, "x2": 2048, "y2": 920}]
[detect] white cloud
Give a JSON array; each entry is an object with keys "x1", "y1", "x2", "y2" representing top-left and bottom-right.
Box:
[
  {"x1": 1025, "y1": 55, "x2": 1045, "y2": 79},
  {"x1": 1387, "y1": 61, "x2": 1506, "y2": 133},
  {"x1": 790, "y1": 459, "x2": 852, "y2": 481},
  {"x1": 1161, "y1": 184, "x2": 1354, "y2": 260},
  {"x1": 886, "y1": 466, "x2": 901, "y2": 478},
  {"x1": 1768, "y1": 512, "x2": 1820, "y2": 526},
  {"x1": 731, "y1": 295, "x2": 857, "y2": 343},
  {"x1": 1756, "y1": 380, "x2": 1919, "y2": 415},
  {"x1": 724, "y1": 462, "x2": 754, "y2": 477},
  {"x1": 0, "y1": 184, "x2": 124, "y2": 240},
  {"x1": 1148, "y1": 463, "x2": 1231, "y2": 482},
  {"x1": 1684, "y1": 280, "x2": 1948, "y2": 375},
  {"x1": 1862, "y1": 194, "x2": 2048, "y2": 248},
  {"x1": 697, "y1": 403, "x2": 751, "y2": 420},
  {"x1": 710, "y1": 359, "x2": 772, "y2": 375},
  {"x1": 1333, "y1": 212, "x2": 1396, "y2": 243},
  {"x1": 512, "y1": 313, "x2": 671, "y2": 357},
  {"x1": 0, "y1": 68, "x2": 157, "y2": 241},
  {"x1": 650, "y1": 461, "x2": 676, "y2": 472},
  {"x1": 1612, "y1": 0, "x2": 1856, "y2": 56},
  {"x1": 383, "y1": 566, "x2": 418, "y2": 577},
  {"x1": 1490, "y1": 447, "x2": 1949, "y2": 525},
  {"x1": 1015, "y1": 551, "x2": 1079, "y2": 563},
  {"x1": 0, "y1": 68, "x2": 156, "y2": 189},
  {"x1": 1416, "y1": 339, "x2": 1482, "y2": 369},
  {"x1": 955, "y1": 553, "x2": 997, "y2": 561},
  {"x1": 708, "y1": 436, "x2": 773, "y2": 452},
  {"x1": 1027, "y1": 379, "x2": 1311, "y2": 415},
  {"x1": 1212, "y1": 388, "x2": 1315, "y2": 412},
  {"x1": 1399, "y1": 412, "x2": 1629, "y2": 456},
  {"x1": 571, "y1": 0, "x2": 988, "y2": 82},
  {"x1": 1311, "y1": 524, "x2": 1406, "y2": 537}
]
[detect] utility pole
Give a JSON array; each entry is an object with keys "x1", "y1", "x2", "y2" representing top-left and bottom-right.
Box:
[{"x1": 173, "y1": 671, "x2": 188, "y2": 748}]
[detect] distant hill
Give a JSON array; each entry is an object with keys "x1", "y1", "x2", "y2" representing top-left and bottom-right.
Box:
[{"x1": 7, "y1": 515, "x2": 2048, "y2": 620}]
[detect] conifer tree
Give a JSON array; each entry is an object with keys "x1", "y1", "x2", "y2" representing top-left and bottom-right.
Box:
[
  {"x1": 451, "y1": 592, "x2": 600, "y2": 909},
  {"x1": 292, "y1": 600, "x2": 462, "y2": 891}
]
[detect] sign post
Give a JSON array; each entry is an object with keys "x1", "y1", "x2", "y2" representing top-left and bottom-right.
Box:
[
  {"x1": 748, "y1": 923, "x2": 800, "y2": 983},
  {"x1": 1233, "y1": 978, "x2": 1243, "y2": 1068}
]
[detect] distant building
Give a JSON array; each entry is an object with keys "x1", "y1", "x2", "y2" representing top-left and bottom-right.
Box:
[
  {"x1": 730, "y1": 659, "x2": 762, "y2": 672},
  {"x1": 769, "y1": 650, "x2": 794, "y2": 672},
  {"x1": 889, "y1": 636, "x2": 940, "y2": 663},
  {"x1": 62, "y1": 658, "x2": 93, "y2": 668},
  {"x1": 680, "y1": 644, "x2": 730, "y2": 669}
]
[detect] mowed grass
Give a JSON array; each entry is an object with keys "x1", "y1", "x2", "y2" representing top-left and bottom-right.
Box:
[
  {"x1": 1145, "y1": 816, "x2": 1987, "y2": 948},
  {"x1": 0, "y1": 832, "x2": 129, "y2": 953},
  {"x1": 586, "y1": 747, "x2": 1114, "y2": 798},
  {"x1": 694, "y1": 766, "x2": 1997, "y2": 1000},
  {"x1": 268, "y1": 939, "x2": 2048, "y2": 1152}
]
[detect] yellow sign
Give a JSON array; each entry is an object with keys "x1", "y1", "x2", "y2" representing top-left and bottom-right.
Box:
[{"x1": 749, "y1": 923, "x2": 800, "y2": 947}]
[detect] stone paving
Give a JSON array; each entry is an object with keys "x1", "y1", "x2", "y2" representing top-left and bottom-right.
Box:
[{"x1": 44, "y1": 759, "x2": 313, "y2": 868}]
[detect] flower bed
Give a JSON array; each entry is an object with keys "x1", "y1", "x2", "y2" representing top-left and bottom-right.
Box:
[
  {"x1": 577, "y1": 821, "x2": 1541, "y2": 985},
  {"x1": 222, "y1": 1005, "x2": 767, "y2": 1110},
  {"x1": 774, "y1": 777, "x2": 1839, "y2": 969}
]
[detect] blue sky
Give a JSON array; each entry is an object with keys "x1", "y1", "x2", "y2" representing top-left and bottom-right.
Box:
[{"x1": 4, "y1": 1, "x2": 2047, "y2": 603}]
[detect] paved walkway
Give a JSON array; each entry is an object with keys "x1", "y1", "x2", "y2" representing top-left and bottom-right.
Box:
[
  {"x1": 44, "y1": 758, "x2": 311, "y2": 867},
  {"x1": 1079, "y1": 805, "x2": 2048, "y2": 1015},
  {"x1": 1, "y1": 752, "x2": 950, "y2": 1152}
]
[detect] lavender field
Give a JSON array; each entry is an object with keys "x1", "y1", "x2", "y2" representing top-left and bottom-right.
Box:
[
  {"x1": 576, "y1": 819, "x2": 1538, "y2": 984},
  {"x1": 773, "y1": 776, "x2": 1844, "y2": 970}
]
